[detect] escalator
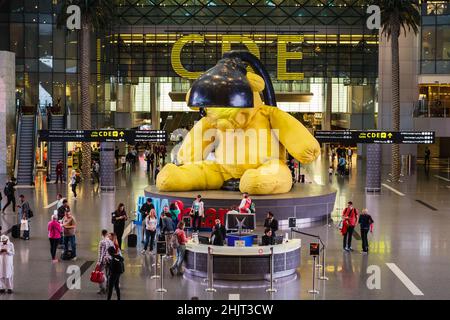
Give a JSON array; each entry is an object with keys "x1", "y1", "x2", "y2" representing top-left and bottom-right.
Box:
[
  {"x1": 14, "y1": 109, "x2": 38, "y2": 186},
  {"x1": 47, "y1": 113, "x2": 66, "y2": 182}
]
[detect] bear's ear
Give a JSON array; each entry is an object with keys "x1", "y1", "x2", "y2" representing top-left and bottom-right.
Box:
[{"x1": 247, "y1": 72, "x2": 265, "y2": 93}]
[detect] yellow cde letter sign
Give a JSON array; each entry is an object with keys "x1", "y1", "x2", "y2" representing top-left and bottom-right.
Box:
[{"x1": 171, "y1": 34, "x2": 304, "y2": 81}]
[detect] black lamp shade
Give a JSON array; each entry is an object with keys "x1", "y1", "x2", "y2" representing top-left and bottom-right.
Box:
[{"x1": 187, "y1": 57, "x2": 254, "y2": 108}]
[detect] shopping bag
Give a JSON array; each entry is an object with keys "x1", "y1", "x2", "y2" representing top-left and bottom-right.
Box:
[
  {"x1": 20, "y1": 219, "x2": 29, "y2": 231},
  {"x1": 90, "y1": 265, "x2": 105, "y2": 283}
]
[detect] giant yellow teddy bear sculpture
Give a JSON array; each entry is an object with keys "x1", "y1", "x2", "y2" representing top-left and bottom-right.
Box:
[{"x1": 157, "y1": 72, "x2": 321, "y2": 195}]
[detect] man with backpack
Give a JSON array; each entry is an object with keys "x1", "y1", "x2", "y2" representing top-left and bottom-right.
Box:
[
  {"x1": 341, "y1": 201, "x2": 359, "y2": 252},
  {"x1": 169, "y1": 221, "x2": 187, "y2": 277},
  {"x1": 2, "y1": 178, "x2": 16, "y2": 214},
  {"x1": 106, "y1": 246, "x2": 124, "y2": 300}
]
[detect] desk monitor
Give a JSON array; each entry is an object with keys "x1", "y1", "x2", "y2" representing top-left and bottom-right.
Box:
[
  {"x1": 226, "y1": 213, "x2": 256, "y2": 232},
  {"x1": 198, "y1": 236, "x2": 210, "y2": 245},
  {"x1": 274, "y1": 236, "x2": 284, "y2": 245}
]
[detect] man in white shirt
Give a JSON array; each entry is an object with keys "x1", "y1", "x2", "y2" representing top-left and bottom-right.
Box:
[{"x1": 56, "y1": 193, "x2": 64, "y2": 210}]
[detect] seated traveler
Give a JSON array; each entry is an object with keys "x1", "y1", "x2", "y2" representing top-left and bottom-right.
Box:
[{"x1": 261, "y1": 228, "x2": 274, "y2": 246}]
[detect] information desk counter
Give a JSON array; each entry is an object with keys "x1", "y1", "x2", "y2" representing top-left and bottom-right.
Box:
[{"x1": 184, "y1": 239, "x2": 301, "y2": 281}]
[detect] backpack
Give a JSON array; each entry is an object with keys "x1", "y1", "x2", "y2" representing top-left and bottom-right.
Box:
[
  {"x1": 75, "y1": 175, "x2": 82, "y2": 184},
  {"x1": 170, "y1": 231, "x2": 180, "y2": 249},
  {"x1": 4, "y1": 183, "x2": 12, "y2": 197},
  {"x1": 249, "y1": 202, "x2": 256, "y2": 213},
  {"x1": 110, "y1": 255, "x2": 125, "y2": 274}
]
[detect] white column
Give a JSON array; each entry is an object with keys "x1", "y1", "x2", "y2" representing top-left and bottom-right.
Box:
[{"x1": 0, "y1": 51, "x2": 16, "y2": 174}]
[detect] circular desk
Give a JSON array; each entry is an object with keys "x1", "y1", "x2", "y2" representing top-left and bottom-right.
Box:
[{"x1": 184, "y1": 239, "x2": 301, "y2": 281}]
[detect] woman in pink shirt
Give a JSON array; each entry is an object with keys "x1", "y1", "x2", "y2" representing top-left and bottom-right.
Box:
[{"x1": 48, "y1": 214, "x2": 62, "y2": 262}]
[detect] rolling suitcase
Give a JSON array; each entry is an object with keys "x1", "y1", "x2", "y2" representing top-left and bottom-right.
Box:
[
  {"x1": 12, "y1": 224, "x2": 20, "y2": 239},
  {"x1": 127, "y1": 233, "x2": 137, "y2": 248}
]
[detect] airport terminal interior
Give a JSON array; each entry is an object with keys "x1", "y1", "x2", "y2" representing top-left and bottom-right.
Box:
[{"x1": 0, "y1": 0, "x2": 450, "y2": 302}]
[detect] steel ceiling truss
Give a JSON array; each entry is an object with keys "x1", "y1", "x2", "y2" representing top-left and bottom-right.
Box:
[{"x1": 115, "y1": 0, "x2": 373, "y2": 26}]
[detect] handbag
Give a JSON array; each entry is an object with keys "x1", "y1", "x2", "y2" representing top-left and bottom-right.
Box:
[
  {"x1": 90, "y1": 265, "x2": 105, "y2": 284},
  {"x1": 20, "y1": 219, "x2": 29, "y2": 231},
  {"x1": 337, "y1": 219, "x2": 343, "y2": 230}
]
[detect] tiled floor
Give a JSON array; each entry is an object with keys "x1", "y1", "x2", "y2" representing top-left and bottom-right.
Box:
[{"x1": 1, "y1": 153, "x2": 450, "y2": 300}]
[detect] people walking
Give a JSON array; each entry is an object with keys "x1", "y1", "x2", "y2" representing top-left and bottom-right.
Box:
[
  {"x1": 106, "y1": 246, "x2": 124, "y2": 300},
  {"x1": 141, "y1": 210, "x2": 157, "y2": 254},
  {"x1": 48, "y1": 214, "x2": 62, "y2": 262},
  {"x1": 139, "y1": 198, "x2": 154, "y2": 242},
  {"x1": 92, "y1": 160, "x2": 100, "y2": 184},
  {"x1": 191, "y1": 195, "x2": 204, "y2": 232},
  {"x1": 17, "y1": 195, "x2": 32, "y2": 240},
  {"x1": 169, "y1": 202, "x2": 180, "y2": 228},
  {"x1": 424, "y1": 147, "x2": 431, "y2": 168},
  {"x1": 55, "y1": 160, "x2": 64, "y2": 184},
  {"x1": 111, "y1": 203, "x2": 128, "y2": 250},
  {"x1": 109, "y1": 233, "x2": 121, "y2": 255},
  {"x1": 2, "y1": 177, "x2": 16, "y2": 214},
  {"x1": 57, "y1": 199, "x2": 70, "y2": 220},
  {"x1": 359, "y1": 209, "x2": 374, "y2": 254},
  {"x1": 0, "y1": 235, "x2": 15, "y2": 294},
  {"x1": 338, "y1": 156, "x2": 347, "y2": 176},
  {"x1": 341, "y1": 201, "x2": 359, "y2": 252},
  {"x1": 62, "y1": 211, "x2": 77, "y2": 260},
  {"x1": 169, "y1": 221, "x2": 187, "y2": 276},
  {"x1": 161, "y1": 208, "x2": 175, "y2": 257},
  {"x1": 56, "y1": 193, "x2": 64, "y2": 211},
  {"x1": 70, "y1": 170, "x2": 79, "y2": 199},
  {"x1": 97, "y1": 230, "x2": 114, "y2": 294}
]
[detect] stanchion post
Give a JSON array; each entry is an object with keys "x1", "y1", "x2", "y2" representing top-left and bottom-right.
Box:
[
  {"x1": 316, "y1": 247, "x2": 322, "y2": 270},
  {"x1": 266, "y1": 247, "x2": 277, "y2": 293},
  {"x1": 205, "y1": 246, "x2": 216, "y2": 292},
  {"x1": 308, "y1": 255, "x2": 319, "y2": 295},
  {"x1": 319, "y1": 245, "x2": 329, "y2": 281},
  {"x1": 156, "y1": 254, "x2": 167, "y2": 292},
  {"x1": 151, "y1": 253, "x2": 160, "y2": 279}
]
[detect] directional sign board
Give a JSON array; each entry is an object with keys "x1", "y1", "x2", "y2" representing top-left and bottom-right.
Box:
[
  {"x1": 39, "y1": 129, "x2": 167, "y2": 144},
  {"x1": 314, "y1": 130, "x2": 435, "y2": 144}
]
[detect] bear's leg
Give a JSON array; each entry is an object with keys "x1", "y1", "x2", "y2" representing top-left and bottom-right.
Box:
[
  {"x1": 156, "y1": 161, "x2": 227, "y2": 191},
  {"x1": 239, "y1": 159, "x2": 292, "y2": 194}
]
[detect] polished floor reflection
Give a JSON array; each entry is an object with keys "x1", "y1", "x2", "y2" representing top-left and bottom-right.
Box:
[{"x1": 1, "y1": 154, "x2": 449, "y2": 300}]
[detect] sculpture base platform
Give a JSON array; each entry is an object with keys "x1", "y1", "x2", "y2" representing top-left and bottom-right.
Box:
[{"x1": 144, "y1": 184, "x2": 336, "y2": 228}]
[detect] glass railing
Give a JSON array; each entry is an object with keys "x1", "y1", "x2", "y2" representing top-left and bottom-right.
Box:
[{"x1": 413, "y1": 99, "x2": 450, "y2": 118}]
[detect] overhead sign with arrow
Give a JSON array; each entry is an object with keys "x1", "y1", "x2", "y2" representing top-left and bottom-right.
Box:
[
  {"x1": 314, "y1": 130, "x2": 435, "y2": 144},
  {"x1": 39, "y1": 129, "x2": 167, "y2": 143}
]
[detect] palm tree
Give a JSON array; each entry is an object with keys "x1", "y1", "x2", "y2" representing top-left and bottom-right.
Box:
[
  {"x1": 57, "y1": 0, "x2": 114, "y2": 179},
  {"x1": 380, "y1": 0, "x2": 420, "y2": 182}
]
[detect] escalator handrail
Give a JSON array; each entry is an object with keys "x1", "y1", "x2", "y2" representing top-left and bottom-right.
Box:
[
  {"x1": 31, "y1": 106, "x2": 40, "y2": 185},
  {"x1": 13, "y1": 110, "x2": 23, "y2": 180}
]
